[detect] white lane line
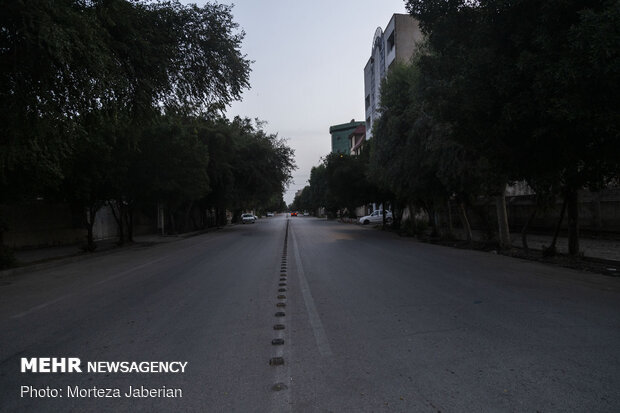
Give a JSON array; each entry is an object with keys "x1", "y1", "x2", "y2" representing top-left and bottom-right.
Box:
[{"x1": 290, "y1": 224, "x2": 333, "y2": 357}]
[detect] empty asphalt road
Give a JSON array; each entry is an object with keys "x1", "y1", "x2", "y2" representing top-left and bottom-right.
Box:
[{"x1": 1, "y1": 215, "x2": 619, "y2": 412}]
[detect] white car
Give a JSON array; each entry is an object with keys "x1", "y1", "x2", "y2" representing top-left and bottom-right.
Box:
[
  {"x1": 241, "y1": 213, "x2": 256, "y2": 224},
  {"x1": 266, "y1": 212, "x2": 275, "y2": 217},
  {"x1": 359, "y1": 210, "x2": 392, "y2": 225}
]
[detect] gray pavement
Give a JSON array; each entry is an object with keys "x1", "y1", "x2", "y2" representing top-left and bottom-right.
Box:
[
  {"x1": 455, "y1": 229, "x2": 620, "y2": 262},
  {"x1": 513, "y1": 232, "x2": 620, "y2": 261},
  {"x1": 12, "y1": 233, "x2": 189, "y2": 265},
  {"x1": 1, "y1": 215, "x2": 619, "y2": 412}
]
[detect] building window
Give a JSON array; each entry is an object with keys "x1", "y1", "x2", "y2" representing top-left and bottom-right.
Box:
[
  {"x1": 365, "y1": 95, "x2": 370, "y2": 110},
  {"x1": 387, "y1": 31, "x2": 395, "y2": 51}
]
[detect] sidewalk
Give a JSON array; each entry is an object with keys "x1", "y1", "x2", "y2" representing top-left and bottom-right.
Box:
[
  {"x1": 13, "y1": 234, "x2": 180, "y2": 265},
  {"x1": 456, "y1": 230, "x2": 620, "y2": 262},
  {"x1": 349, "y1": 217, "x2": 620, "y2": 263}
]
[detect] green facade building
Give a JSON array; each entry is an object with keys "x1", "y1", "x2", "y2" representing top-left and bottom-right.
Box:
[{"x1": 329, "y1": 120, "x2": 365, "y2": 154}]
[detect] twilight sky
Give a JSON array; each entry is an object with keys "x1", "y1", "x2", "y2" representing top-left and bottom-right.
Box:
[{"x1": 193, "y1": 0, "x2": 408, "y2": 204}]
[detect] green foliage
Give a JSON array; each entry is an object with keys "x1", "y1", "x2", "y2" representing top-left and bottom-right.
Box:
[
  {"x1": 370, "y1": 62, "x2": 443, "y2": 208},
  {"x1": 406, "y1": 0, "x2": 620, "y2": 191},
  {"x1": 0, "y1": 0, "x2": 295, "y2": 249},
  {"x1": 1, "y1": 0, "x2": 252, "y2": 203},
  {"x1": 308, "y1": 164, "x2": 331, "y2": 212},
  {"x1": 291, "y1": 186, "x2": 310, "y2": 213},
  {"x1": 293, "y1": 148, "x2": 381, "y2": 217},
  {"x1": 132, "y1": 115, "x2": 210, "y2": 208},
  {"x1": 0, "y1": 0, "x2": 111, "y2": 200},
  {"x1": 227, "y1": 118, "x2": 296, "y2": 210},
  {"x1": 403, "y1": 0, "x2": 620, "y2": 253}
]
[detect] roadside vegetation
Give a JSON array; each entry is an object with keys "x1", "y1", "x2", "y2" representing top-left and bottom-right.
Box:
[
  {"x1": 0, "y1": 0, "x2": 294, "y2": 267},
  {"x1": 293, "y1": 0, "x2": 619, "y2": 258}
]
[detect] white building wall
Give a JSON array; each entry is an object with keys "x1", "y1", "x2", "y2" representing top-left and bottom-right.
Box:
[
  {"x1": 384, "y1": 16, "x2": 397, "y2": 69},
  {"x1": 363, "y1": 14, "x2": 422, "y2": 141},
  {"x1": 394, "y1": 14, "x2": 422, "y2": 63},
  {"x1": 92, "y1": 204, "x2": 119, "y2": 241},
  {"x1": 364, "y1": 59, "x2": 373, "y2": 135}
]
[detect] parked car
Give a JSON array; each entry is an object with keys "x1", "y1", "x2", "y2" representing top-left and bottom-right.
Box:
[
  {"x1": 291, "y1": 212, "x2": 297, "y2": 216},
  {"x1": 303, "y1": 211, "x2": 309, "y2": 216},
  {"x1": 266, "y1": 212, "x2": 275, "y2": 217},
  {"x1": 359, "y1": 210, "x2": 392, "y2": 225},
  {"x1": 241, "y1": 213, "x2": 256, "y2": 224}
]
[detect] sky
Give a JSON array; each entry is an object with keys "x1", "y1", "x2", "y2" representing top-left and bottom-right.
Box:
[{"x1": 192, "y1": 0, "x2": 409, "y2": 204}]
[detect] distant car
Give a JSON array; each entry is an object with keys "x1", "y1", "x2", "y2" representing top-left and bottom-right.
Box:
[
  {"x1": 303, "y1": 211, "x2": 309, "y2": 216},
  {"x1": 359, "y1": 210, "x2": 392, "y2": 225},
  {"x1": 266, "y1": 212, "x2": 275, "y2": 217},
  {"x1": 241, "y1": 213, "x2": 256, "y2": 224},
  {"x1": 291, "y1": 212, "x2": 297, "y2": 216}
]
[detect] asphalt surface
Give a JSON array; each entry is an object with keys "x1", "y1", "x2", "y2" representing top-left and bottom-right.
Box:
[{"x1": 1, "y1": 215, "x2": 619, "y2": 412}]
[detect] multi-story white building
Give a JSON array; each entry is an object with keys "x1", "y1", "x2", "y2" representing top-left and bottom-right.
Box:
[{"x1": 364, "y1": 14, "x2": 422, "y2": 140}]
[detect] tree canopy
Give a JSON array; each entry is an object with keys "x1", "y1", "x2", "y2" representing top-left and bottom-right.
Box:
[{"x1": 0, "y1": 0, "x2": 295, "y2": 258}]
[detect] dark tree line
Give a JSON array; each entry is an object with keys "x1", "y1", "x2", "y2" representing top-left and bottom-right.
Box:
[
  {"x1": 294, "y1": 0, "x2": 619, "y2": 256},
  {"x1": 291, "y1": 148, "x2": 387, "y2": 220},
  {"x1": 0, "y1": 0, "x2": 294, "y2": 264}
]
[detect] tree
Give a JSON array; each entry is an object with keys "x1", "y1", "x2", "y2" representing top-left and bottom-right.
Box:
[
  {"x1": 324, "y1": 152, "x2": 378, "y2": 218},
  {"x1": 0, "y1": 0, "x2": 253, "y2": 259},
  {"x1": 292, "y1": 186, "x2": 312, "y2": 213},
  {"x1": 1, "y1": 0, "x2": 112, "y2": 263},
  {"x1": 308, "y1": 164, "x2": 333, "y2": 215},
  {"x1": 1, "y1": 0, "x2": 111, "y2": 201},
  {"x1": 228, "y1": 118, "x2": 295, "y2": 217},
  {"x1": 131, "y1": 115, "x2": 210, "y2": 235},
  {"x1": 370, "y1": 60, "x2": 487, "y2": 238},
  {"x1": 407, "y1": 0, "x2": 620, "y2": 255},
  {"x1": 198, "y1": 117, "x2": 295, "y2": 224}
]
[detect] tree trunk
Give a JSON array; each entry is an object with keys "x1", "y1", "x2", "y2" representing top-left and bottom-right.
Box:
[
  {"x1": 521, "y1": 205, "x2": 538, "y2": 251},
  {"x1": 382, "y1": 207, "x2": 387, "y2": 229},
  {"x1": 459, "y1": 202, "x2": 473, "y2": 243},
  {"x1": 495, "y1": 188, "x2": 511, "y2": 249},
  {"x1": 433, "y1": 209, "x2": 440, "y2": 236},
  {"x1": 109, "y1": 201, "x2": 125, "y2": 244},
  {"x1": 216, "y1": 207, "x2": 226, "y2": 227},
  {"x1": 447, "y1": 199, "x2": 454, "y2": 235},
  {"x1": 393, "y1": 201, "x2": 403, "y2": 230},
  {"x1": 427, "y1": 204, "x2": 438, "y2": 237},
  {"x1": 567, "y1": 187, "x2": 580, "y2": 256},
  {"x1": 126, "y1": 206, "x2": 134, "y2": 243},
  {"x1": 184, "y1": 201, "x2": 194, "y2": 233},
  {"x1": 85, "y1": 205, "x2": 98, "y2": 251},
  {"x1": 545, "y1": 194, "x2": 568, "y2": 256},
  {"x1": 168, "y1": 208, "x2": 177, "y2": 235}
]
